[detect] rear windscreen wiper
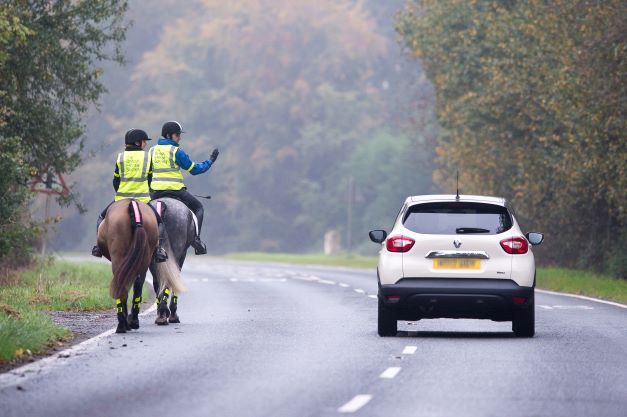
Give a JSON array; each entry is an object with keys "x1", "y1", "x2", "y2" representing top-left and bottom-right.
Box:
[{"x1": 456, "y1": 227, "x2": 490, "y2": 234}]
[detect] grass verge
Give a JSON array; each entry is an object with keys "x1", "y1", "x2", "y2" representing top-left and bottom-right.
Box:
[
  {"x1": 0, "y1": 259, "x2": 113, "y2": 363},
  {"x1": 536, "y1": 267, "x2": 627, "y2": 304},
  {"x1": 224, "y1": 252, "x2": 627, "y2": 304}
]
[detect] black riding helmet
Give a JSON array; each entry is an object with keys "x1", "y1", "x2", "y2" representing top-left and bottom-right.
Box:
[
  {"x1": 124, "y1": 128, "x2": 152, "y2": 145},
  {"x1": 161, "y1": 121, "x2": 185, "y2": 138}
]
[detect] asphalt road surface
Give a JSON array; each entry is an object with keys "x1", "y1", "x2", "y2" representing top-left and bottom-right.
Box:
[{"x1": 1, "y1": 259, "x2": 626, "y2": 417}]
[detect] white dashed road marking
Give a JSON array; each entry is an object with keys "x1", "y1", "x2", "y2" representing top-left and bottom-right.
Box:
[
  {"x1": 402, "y1": 346, "x2": 417, "y2": 355},
  {"x1": 380, "y1": 367, "x2": 401, "y2": 379},
  {"x1": 538, "y1": 304, "x2": 594, "y2": 310},
  {"x1": 368, "y1": 294, "x2": 377, "y2": 299},
  {"x1": 354, "y1": 289, "x2": 365, "y2": 294},
  {"x1": 292, "y1": 276, "x2": 319, "y2": 281},
  {"x1": 318, "y1": 279, "x2": 336, "y2": 285},
  {"x1": 338, "y1": 395, "x2": 372, "y2": 413},
  {"x1": 339, "y1": 283, "x2": 350, "y2": 288}
]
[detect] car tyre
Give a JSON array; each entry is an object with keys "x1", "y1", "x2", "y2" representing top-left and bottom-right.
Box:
[
  {"x1": 378, "y1": 298, "x2": 397, "y2": 337},
  {"x1": 512, "y1": 300, "x2": 535, "y2": 338}
]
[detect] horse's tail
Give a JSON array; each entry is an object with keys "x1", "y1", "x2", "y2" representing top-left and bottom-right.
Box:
[
  {"x1": 110, "y1": 201, "x2": 149, "y2": 299},
  {"x1": 156, "y1": 231, "x2": 186, "y2": 294}
]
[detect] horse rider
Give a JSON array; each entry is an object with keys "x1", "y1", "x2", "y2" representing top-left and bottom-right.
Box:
[
  {"x1": 149, "y1": 121, "x2": 219, "y2": 255},
  {"x1": 91, "y1": 129, "x2": 168, "y2": 262}
]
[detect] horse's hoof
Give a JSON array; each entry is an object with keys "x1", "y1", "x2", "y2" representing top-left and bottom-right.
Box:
[
  {"x1": 168, "y1": 314, "x2": 180, "y2": 323},
  {"x1": 115, "y1": 325, "x2": 127, "y2": 333},
  {"x1": 127, "y1": 315, "x2": 140, "y2": 330},
  {"x1": 155, "y1": 316, "x2": 169, "y2": 325}
]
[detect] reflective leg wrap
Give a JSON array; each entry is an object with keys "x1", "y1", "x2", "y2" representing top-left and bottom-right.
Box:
[
  {"x1": 116, "y1": 298, "x2": 124, "y2": 314},
  {"x1": 156, "y1": 288, "x2": 171, "y2": 322},
  {"x1": 132, "y1": 296, "x2": 142, "y2": 311},
  {"x1": 161, "y1": 288, "x2": 170, "y2": 304},
  {"x1": 170, "y1": 295, "x2": 178, "y2": 315}
]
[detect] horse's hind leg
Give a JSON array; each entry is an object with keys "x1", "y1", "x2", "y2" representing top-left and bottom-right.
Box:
[
  {"x1": 115, "y1": 297, "x2": 129, "y2": 333},
  {"x1": 155, "y1": 288, "x2": 171, "y2": 326},
  {"x1": 168, "y1": 293, "x2": 180, "y2": 323},
  {"x1": 128, "y1": 274, "x2": 144, "y2": 330}
]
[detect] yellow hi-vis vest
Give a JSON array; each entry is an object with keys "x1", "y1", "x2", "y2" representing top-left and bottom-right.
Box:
[
  {"x1": 149, "y1": 144, "x2": 186, "y2": 191},
  {"x1": 114, "y1": 150, "x2": 151, "y2": 203}
]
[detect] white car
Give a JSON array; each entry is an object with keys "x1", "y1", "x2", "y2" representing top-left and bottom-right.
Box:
[{"x1": 369, "y1": 194, "x2": 544, "y2": 337}]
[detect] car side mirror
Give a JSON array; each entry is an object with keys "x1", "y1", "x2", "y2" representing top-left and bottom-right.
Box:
[
  {"x1": 369, "y1": 230, "x2": 387, "y2": 244},
  {"x1": 525, "y1": 232, "x2": 544, "y2": 246}
]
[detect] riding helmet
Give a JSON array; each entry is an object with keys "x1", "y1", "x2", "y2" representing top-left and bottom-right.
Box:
[
  {"x1": 161, "y1": 121, "x2": 185, "y2": 138},
  {"x1": 124, "y1": 128, "x2": 152, "y2": 145}
]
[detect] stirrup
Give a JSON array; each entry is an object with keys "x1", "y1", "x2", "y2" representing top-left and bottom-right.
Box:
[
  {"x1": 91, "y1": 245, "x2": 102, "y2": 258},
  {"x1": 154, "y1": 247, "x2": 168, "y2": 263}
]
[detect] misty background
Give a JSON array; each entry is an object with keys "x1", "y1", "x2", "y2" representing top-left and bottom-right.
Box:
[
  {"x1": 46, "y1": 0, "x2": 437, "y2": 255},
  {"x1": 26, "y1": 0, "x2": 624, "y2": 278}
]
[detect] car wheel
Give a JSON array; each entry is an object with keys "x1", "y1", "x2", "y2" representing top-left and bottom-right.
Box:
[
  {"x1": 378, "y1": 298, "x2": 397, "y2": 337},
  {"x1": 512, "y1": 299, "x2": 535, "y2": 338}
]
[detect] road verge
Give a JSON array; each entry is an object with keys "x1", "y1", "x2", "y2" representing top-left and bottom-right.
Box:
[{"x1": 0, "y1": 259, "x2": 149, "y2": 365}]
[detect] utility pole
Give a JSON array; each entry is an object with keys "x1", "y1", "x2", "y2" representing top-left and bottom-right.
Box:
[{"x1": 347, "y1": 176, "x2": 355, "y2": 254}]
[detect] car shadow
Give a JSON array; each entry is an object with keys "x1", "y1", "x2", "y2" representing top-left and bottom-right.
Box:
[{"x1": 395, "y1": 330, "x2": 515, "y2": 339}]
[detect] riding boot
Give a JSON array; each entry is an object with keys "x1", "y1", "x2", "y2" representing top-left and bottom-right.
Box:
[
  {"x1": 153, "y1": 223, "x2": 168, "y2": 263},
  {"x1": 191, "y1": 236, "x2": 207, "y2": 255},
  {"x1": 191, "y1": 208, "x2": 207, "y2": 255},
  {"x1": 91, "y1": 214, "x2": 105, "y2": 258}
]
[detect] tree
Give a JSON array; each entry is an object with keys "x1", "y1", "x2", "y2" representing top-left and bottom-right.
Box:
[
  {"x1": 0, "y1": 0, "x2": 129, "y2": 266},
  {"x1": 397, "y1": 0, "x2": 626, "y2": 276},
  {"x1": 109, "y1": 0, "x2": 433, "y2": 252}
]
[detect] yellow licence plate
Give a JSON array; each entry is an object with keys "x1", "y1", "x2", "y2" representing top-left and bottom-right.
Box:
[{"x1": 433, "y1": 258, "x2": 481, "y2": 270}]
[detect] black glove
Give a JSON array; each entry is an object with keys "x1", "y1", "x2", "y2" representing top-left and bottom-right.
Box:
[{"x1": 210, "y1": 148, "x2": 219, "y2": 163}]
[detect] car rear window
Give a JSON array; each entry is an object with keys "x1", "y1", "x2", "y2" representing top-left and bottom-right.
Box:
[{"x1": 403, "y1": 202, "x2": 512, "y2": 235}]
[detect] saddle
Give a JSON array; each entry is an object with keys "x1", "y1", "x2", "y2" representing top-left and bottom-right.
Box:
[{"x1": 153, "y1": 199, "x2": 199, "y2": 236}]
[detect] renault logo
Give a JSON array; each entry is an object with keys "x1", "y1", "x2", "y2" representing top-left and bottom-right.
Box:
[{"x1": 453, "y1": 239, "x2": 462, "y2": 248}]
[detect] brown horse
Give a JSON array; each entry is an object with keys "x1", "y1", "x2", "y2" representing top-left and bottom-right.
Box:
[{"x1": 97, "y1": 199, "x2": 184, "y2": 333}]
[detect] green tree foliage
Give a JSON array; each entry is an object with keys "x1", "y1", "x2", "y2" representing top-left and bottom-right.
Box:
[
  {"x1": 0, "y1": 1, "x2": 129, "y2": 267},
  {"x1": 0, "y1": 138, "x2": 37, "y2": 268},
  {"x1": 397, "y1": 0, "x2": 626, "y2": 276},
  {"x1": 73, "y1": 0, "x2": 434, "y2": 253}
]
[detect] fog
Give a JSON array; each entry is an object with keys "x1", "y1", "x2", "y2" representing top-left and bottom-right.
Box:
[{"x1": 47, "y1": 0, "x2": 437, "y2": 255}]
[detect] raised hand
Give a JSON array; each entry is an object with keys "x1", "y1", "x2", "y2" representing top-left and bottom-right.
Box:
[{"x1": 210, "y1": 148, "x2": 219, "y2": 163}]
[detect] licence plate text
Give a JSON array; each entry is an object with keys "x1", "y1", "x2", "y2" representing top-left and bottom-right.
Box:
[{"x1": 433, "y1": 258, "x2": 481, "y2": 270}]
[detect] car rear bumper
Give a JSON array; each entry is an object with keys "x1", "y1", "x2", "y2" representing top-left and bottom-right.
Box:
[{"x1": 379, "y1": 278, "x2": 533, "y2": 321}]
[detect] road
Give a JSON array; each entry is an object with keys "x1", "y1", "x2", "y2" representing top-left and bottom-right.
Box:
[{"x1": 1, "y1": 259, "x2": 626, "y2": 417}]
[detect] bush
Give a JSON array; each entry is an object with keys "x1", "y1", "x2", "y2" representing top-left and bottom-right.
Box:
[{"x1": 0, "y1": 137, "x2": 38, "y2": 269}]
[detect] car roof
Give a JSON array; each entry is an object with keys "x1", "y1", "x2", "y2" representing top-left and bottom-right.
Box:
[{"x1": 406, "y1": 194, "x2": 507, "y2": 206}]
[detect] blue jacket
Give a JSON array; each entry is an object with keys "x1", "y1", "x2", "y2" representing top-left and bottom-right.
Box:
[{"x1": 157, "y1": 137, "x2": 212, "y2": 175}]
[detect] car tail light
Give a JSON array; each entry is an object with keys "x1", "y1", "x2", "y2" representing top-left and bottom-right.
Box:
[
  {"x1": 500, "y1": 237, "x2": 529, "y2": 254},
  {"x1": 386, "y1": 235, "x2": 415, "y2": 252}
]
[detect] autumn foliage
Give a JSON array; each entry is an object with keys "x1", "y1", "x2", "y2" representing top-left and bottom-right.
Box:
[{"x1": 397, "y1": 0, "x2": 626, "y2": 276}]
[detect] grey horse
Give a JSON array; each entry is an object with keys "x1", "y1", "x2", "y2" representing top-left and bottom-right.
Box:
[{"x1": 149, "y1": 197, "x2": 196, "y2": 325}]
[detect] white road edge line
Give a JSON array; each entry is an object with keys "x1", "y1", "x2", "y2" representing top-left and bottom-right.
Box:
[
  {"x1": 338, "y1": 394, "x2": 372, "y2": 413},
  {"x1": 380, "y1": 367, "x2": 401, "y2": 379},
  {"x1": 536, "y1": 289, "x2": 627, "y2": 309},
  {"x1": 0, "y1": 278, "x2": 159, "y2": 389},
  {"x1": 402, "y1": 346, "x2": 417, "y2": 355}
]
